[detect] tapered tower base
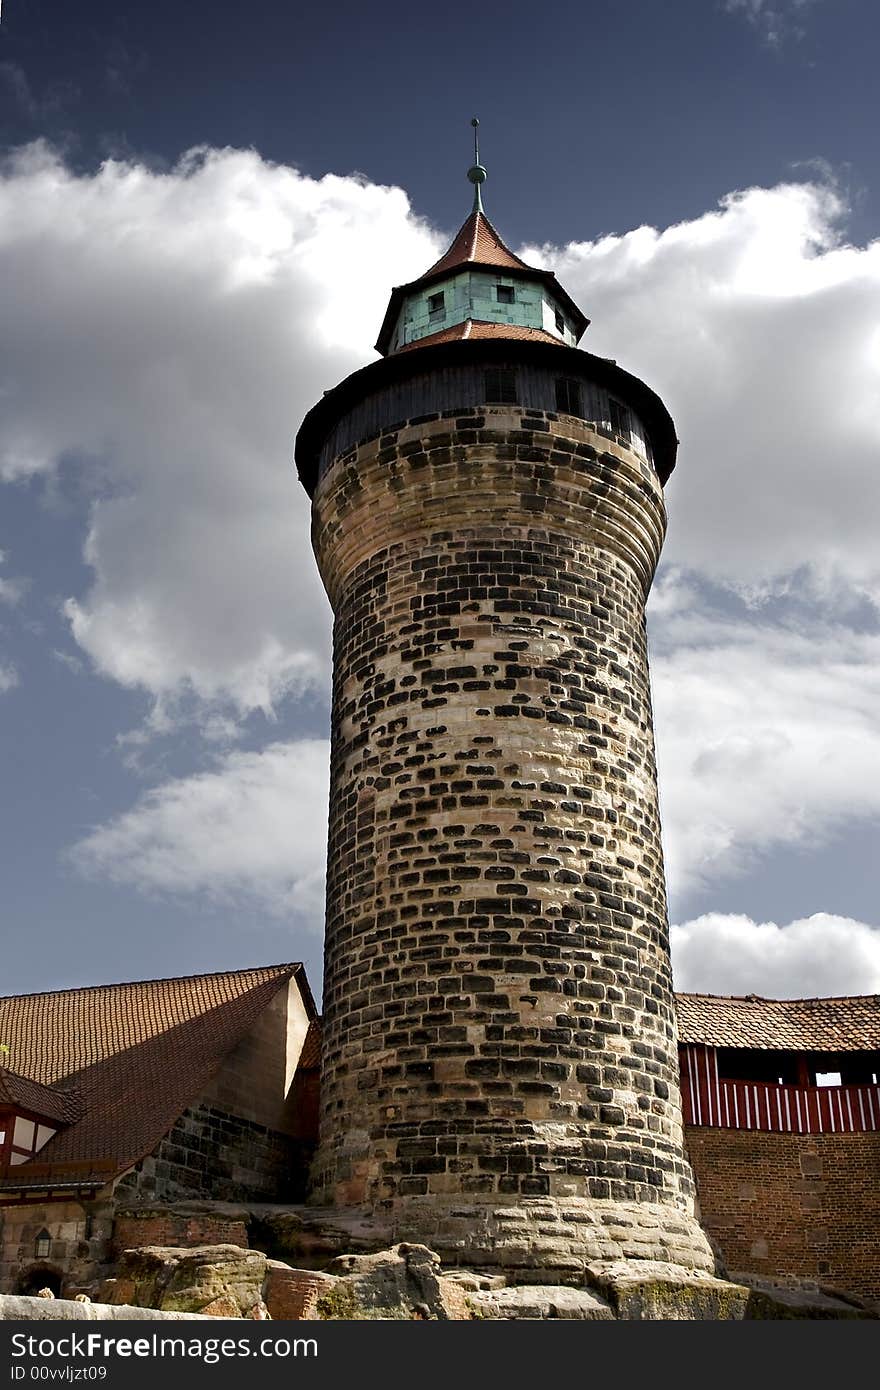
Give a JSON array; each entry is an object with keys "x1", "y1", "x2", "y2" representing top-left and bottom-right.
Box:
[{"x1": 308, "y1": 1194, "x2": 715, "y2": 1275}]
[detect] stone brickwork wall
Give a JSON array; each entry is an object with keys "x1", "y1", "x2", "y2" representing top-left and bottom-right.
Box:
[
  {"x1": 0, "y1": 1200, "x2": 114, "y2": 1296},
  {"x1": 686, "y1": 1127, "x2": 880, "y2": 1308},
  {"x1": 115, "y1": 1103, "x2": 309, "y2": 1205},
  {"x1": 308, "y1": 401, "x2": 713, "y2": 1271}
]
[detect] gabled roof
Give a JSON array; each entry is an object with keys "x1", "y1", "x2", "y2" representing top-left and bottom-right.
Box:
[
  {"x1": 375, "y1": 207, "x2": 589, "y2": 356},
  {"x1": 0, "y1": 963, "x2": 315, "y2": 1189},
  {"x1": 676, "y1": 993, "x2": 880, "y2": 1052},
  {"x1": 0, "y1": 1069, "x2": 82, "y2": 1125}
]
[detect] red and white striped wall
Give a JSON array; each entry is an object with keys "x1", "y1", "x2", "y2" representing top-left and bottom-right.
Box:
[{"x1": 679, "y1": 1044, "x2": 880, "y2": 1134}]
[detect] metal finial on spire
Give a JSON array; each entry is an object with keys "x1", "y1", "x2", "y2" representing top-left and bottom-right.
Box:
[{"x1": 467, "y1": 115, "x2": 487, "y2": 213}]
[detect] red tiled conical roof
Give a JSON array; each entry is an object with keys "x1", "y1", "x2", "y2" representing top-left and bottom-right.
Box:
[{"x1": 423, "y1": 208, "x2": 532, "y2": 277}]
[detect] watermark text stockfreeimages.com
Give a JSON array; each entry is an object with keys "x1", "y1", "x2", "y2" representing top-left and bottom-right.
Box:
[{"x1": 9, "y1": 1330, "x2": 317, "y2": 1369}]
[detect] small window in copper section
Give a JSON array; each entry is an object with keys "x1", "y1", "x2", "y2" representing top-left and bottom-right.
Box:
[
  {"x1": 609, "y1": 398, "x2": 631, "y2": 438},
  {"x1": 496, "y1": 284, "x2": 515, "y2": 304},
  {"x1": 554, "y1": 308, "x2": 565, "y2": 334},
  {"x1": 484, "y1": 368, "x2": 518, "y2": 404},
  {"x1": 427, "y1": 291, "x2": 445, "y2": 319},
  {"x1": 555, "y1": 377, "x2": 582, "y2": 416}
]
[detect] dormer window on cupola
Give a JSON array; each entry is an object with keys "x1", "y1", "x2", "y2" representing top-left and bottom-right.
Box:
[
  {"x1": 375, "y1": 119, "x2": 590, "y2": 357},
  {"x1": 0, "y1": 1066, "x2": 82, "y2": 1175}
]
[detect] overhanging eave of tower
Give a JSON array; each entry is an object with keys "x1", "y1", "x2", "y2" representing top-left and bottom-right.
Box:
[{"x1": 295, "y1": 337, "x2": 678, "y2": 496}]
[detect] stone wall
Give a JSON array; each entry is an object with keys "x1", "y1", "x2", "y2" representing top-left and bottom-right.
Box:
[
  {"x1": 308, "y1": 402, "x2": 712, "y2": 1271},
  {"x1": 116, "y1": 1103, "x2": 309, "y2": 1205},
  {"x1": 0, "y1": 1199, "x2": 114, "y2": 1296},
  {"x1": 198, "y1": 976, "x2": 312, "y2": 1136},
  {"x1": 686, "y1": 1126, "x2": 880, "y2": 1308}
]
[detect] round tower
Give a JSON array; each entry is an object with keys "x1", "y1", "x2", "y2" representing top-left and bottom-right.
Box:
[{"x1": 295, "y1": 139, "x2": 714, "y2": 1274}]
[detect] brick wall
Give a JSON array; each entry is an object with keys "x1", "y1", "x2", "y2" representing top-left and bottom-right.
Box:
[
  {"x1": 112, "y1": 1211, "x2": 249, "y2": 1254},
  {"x1": 307, "y1": 399, "x2": 713, "y2": 1271},
  {"x1": 264, "y1": 1262, "x2": 335, "y2": 1319},
  {"x1": 115, "y1": 1103, "x2": 311, "y2": 1205},
  {"x1": 686, "y1": 1126, "x2": 880, "y2": 1308}
]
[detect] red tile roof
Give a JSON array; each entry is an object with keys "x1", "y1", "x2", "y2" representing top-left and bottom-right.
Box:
[
  {"x1": 298, "y1": 1018, "x2": 321, "y2": 1070},
  {"x1": 0, "y1": 964, "x2": 314, "y2": 1189},
  {"x1": 0, "y1": 1069, "x2": 83, "y2": 1125},
  {"x1": 423, "y1": 209, "x2": 532, "y2": 277},
  {"x1": 676, "y1": 993, "x2": 880, "y2": 1052},
  {"x1": 399, "y1": 320, "x2": 561, "y2": 351}
]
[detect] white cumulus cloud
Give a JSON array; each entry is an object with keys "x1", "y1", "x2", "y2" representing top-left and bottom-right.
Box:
[
  {"x1": 650, "y1": 593, "x2": 880, "y2": 898},
  {"x1": 534, "y1": 180, "x2": 880, "y2": 602},
  {"x1": 0, "y1": 141, "x2": 442, "y2": 719},
  {"x1": 671, "y1": 911, "x2": 880, "y2": 996},
  {"x1": 4, "y1": 143, "x2": 879, "y2": 995},
  {"x1": 68, "y1": 738, "x2": 330, "y2": 921}
]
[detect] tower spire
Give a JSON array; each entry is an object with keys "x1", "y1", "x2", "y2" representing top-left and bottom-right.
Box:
[{"x1": 467, "y1": 115, "x2": 487, "y2": 213}]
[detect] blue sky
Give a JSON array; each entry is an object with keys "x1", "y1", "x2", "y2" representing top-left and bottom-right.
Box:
[{"x1": 1, "y1": 0, "x2": 879, "y2": 1001}]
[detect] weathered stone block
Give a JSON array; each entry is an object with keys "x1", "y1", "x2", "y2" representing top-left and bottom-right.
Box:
[
  {"x1": 470, "y1": 1284, "x2": 614, "y2": 1319},
  {"x1": 102, "y1": 1245, "x2": 266, "y2": 1317},
  {"x1": 586, "y1": 1259, "x2": 750, "y2": 1320}
]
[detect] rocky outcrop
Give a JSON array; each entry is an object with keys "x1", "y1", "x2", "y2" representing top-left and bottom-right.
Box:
[
  {"x1": 27, "y1": 1237, "x2": 874, "y2": 1321},
  {"x1": 737, "y1": 1282, "x2": 875, "y2": 1320},
  {"x1": 0, "y1": 1295, "x2": 223, "y2": 1321},
  {"x1": 251, "y1": 1205, "x2": 387, "y2": 1265},
  {"x1": 97, "y1": 1245, "x2": 267, "y2": 1317},
  {"x1": 313, "y1": 1244, "x2": 474, "y2": 1320},
  {"x1": 470, "y1": 1285, "x2": 614, "y2": 1320},
  {"x1": 585, "y1": 1260, "x2": 751, "y2": 1320}
]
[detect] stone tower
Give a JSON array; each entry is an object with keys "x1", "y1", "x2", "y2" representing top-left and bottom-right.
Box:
[{"x1": 295, "y1": 138, "x2": 714, "y2": 1274}]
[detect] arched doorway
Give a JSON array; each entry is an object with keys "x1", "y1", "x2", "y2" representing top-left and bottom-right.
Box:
[{"x1": 16, "y1": 1265, "x2": 63, "y2": 1297}]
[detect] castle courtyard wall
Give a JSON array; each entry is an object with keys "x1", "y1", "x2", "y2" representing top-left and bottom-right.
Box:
[{"x1": 686, "y1": 1126, "x2": 880, "y2": 1308}]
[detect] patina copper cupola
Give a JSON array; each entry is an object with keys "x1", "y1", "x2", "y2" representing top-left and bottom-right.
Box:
[{"x1": 375, "y1": 119, "x2": 589, "y2": 356}]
